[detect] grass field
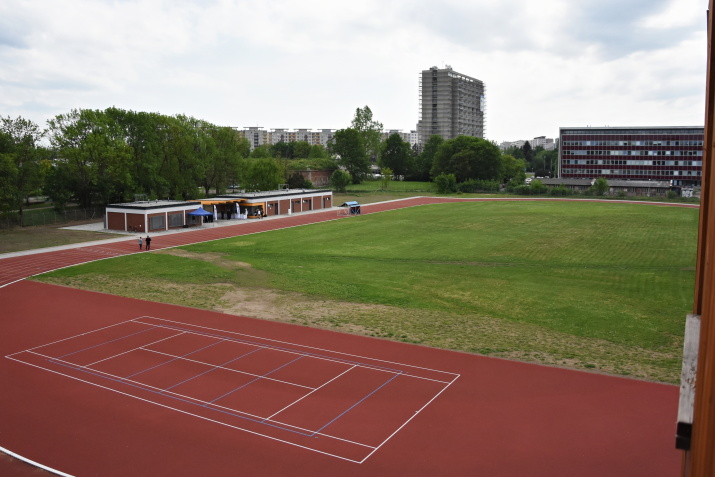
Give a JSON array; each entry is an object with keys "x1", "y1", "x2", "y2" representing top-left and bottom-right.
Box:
[{"x1": 34, "y1": 200, "x2": 699, "y2": 383}]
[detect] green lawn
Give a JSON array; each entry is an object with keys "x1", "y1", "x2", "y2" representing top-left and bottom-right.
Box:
[{"x1": 35, "y1": 200, "x2": 699, "y2": 383}]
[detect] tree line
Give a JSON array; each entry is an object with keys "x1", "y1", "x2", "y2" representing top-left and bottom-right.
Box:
[
  {"x1": 1, "y1": 104, "x2": 554, "y2": 225},
  {"x1": 0, "y1": 108, "x2": 338, "y2": 225}
]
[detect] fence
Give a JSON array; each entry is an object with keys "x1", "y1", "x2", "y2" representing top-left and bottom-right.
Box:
[{"x1": 0, "y1": 208, "x2": 104, "y2": 229}]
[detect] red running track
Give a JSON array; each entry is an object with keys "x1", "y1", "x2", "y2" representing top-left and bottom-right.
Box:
[
  {"x1": 1, "y1": 282, "x2": 680, "y2": 476},
  {"x1": 0, "y1": 197, "x2": 688, "y2": 475}
]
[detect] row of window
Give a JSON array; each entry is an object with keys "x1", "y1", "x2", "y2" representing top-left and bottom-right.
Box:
[
  {"x1": 563, "y1": 159, "x2": 702, "y2": 166},
  {"x1": 562, "y1": 140, "x2": 703, "y2": 146},
  {"x1": 562, "y1": 128, "x2": 703, "y2": 136},
  {"x1": 563, "y1": 150, "x2": 702, "y2": 156},
  {"x1": 564, "y1": 169, "x2": 701, "y2": 176}
]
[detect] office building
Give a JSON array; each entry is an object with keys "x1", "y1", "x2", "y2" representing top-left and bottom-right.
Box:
[{"x1": 559, "y1": 126, "x2": 704, "y2": 187}]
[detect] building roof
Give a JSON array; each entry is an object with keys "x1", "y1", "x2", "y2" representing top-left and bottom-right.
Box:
[
  {"x1": 216, "y1": 189, "x2": 331, "y2": 200},
  {"x1": 539, "y1": 179, "x2": 592, "y2": 186},
  {"x1": 106, "y1": 200, "x2": 197, "y2": 210},
  {"x1": 541, "y1": 178, "x2": 674, "y2": 188}
]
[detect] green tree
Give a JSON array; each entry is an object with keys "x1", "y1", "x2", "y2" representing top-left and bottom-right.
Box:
[
  {"x1": 44, "y1": 158, "x2": 74, "y2": 211},
  {"x1": 107, "y1": 108, "x2": 165, "y2": 199},
  {"x1": 47, "y1": 109, "x2": 134, "y2": 208},
  {"x1": 271, "y1": 141, "x2": 293, "y2": 159},
  {"x1": 434, "y1": 173, "x2": 457, "y2": 193},
  {"x1": 292, "y1": 141, "x2": 312, "y2": 159},
  {"x1": 350, "y1": 106, "x2": 383, "y2": 163},
  {"x1": 0, "y1": 116, "x2": 46, "y2": 224},
  {"x1": 287, "y1": 171, "x2": 312, "y2": 189},
  {"x1": 379, "y1": 133, "x2": 412, "y2": 178},
  {"x1": 250, "y1": 144, "x2": 272, "y2": 158},
  {"x1": 504, "y1": 145, "x2": 525, "y2": 161},
  {"x1": 522, "y1": 141, "x2": 534, "y2": 169},
  {"x1": 411, "y1": 135, "x2": 442, "y2": 181},
  {"x1": 380, "y1": 168, "x2": 393, "y2": 190},
  {"x1": 591, "y1": 177, "x2": 609, "y2": 196},
  {"x1": 534, "y1": 148, "x2": 558, "y2": 177},
  {"x1": 330, "y1": 169, "x2": 351, "y2": 192},
  {"x1": 308, "y1": 144, "x2": 329, "y2": 159},
  {"x1": 501, "y1": 154, "x2": 527, "y2": 184},
  {"x1": 157, "y1": 115, "x2": 203, "y2": 200},
  {"x1": 431, "y1": 136, "x2": 503, "y2": 183},
  {"x1": 243, "y1": 158, "x2": 281, "y2": 191},
  {"x1": 331, "y1": 128, "x2": 368, "y2": 183},
  {"x1": 530, "y1": 179, "x2": 546, "y2": 195}
]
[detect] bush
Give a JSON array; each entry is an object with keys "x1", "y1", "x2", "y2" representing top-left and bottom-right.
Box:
[
  {"x1": 548, "y1": 185, "x2": 574, "y2": 197},
  {"x1": 512, "y1": 185, "x2": 531, "y2": 195},
  {"x1": 330, "y1": 170, "x2": 351, "y2": 193},
  {"x1": 434, "y1": 173, "x2": 457, "y2": 193},
  {"x1": 530, "y1": 179, "x2": 547, "y2": 195},
  {"x1": 457, "y1": 179, "x2": 500, "y2": 193},
  {"x1": 287, "y1": 171, "x2": 313, "y2": 189}
]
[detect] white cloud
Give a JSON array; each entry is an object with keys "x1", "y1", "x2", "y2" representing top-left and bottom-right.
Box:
[{"x1": 0, "y1": 0, "x2": 707, "y2": 142}]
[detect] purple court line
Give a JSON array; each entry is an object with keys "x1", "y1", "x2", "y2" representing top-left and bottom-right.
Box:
[
  {"x1": 310, "y1": 371, "x2": 404, "y2": 437},
  {"x1": 209, "y1": 355, "x2": 306, "y2": 403},
  {"x1": 137, "y1": 320, "x2": 407, "y2": 375},
  {"x1": 57, "y1": 326, "x2": 158, "y2": 359},
  {"x1": 163, "y1": 347, "x2": 265, "y2": 391},
  {"x1": 45, "y1": 358, "x2": 324, "y2": 438},
  {"x1": 126, "y1": 339, "x2": 226, "y2": 378}
]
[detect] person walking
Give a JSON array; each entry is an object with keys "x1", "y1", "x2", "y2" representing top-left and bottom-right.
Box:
[
  {"x1": 145, "y1": 235, "x2": 152, "y2": 251},
  {"x1": 138, "y1": 236, "x2": 142, "y2": 251}
]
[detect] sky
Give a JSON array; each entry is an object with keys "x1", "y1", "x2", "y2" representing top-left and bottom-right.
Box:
[{"x1": 0, "y1": 0, "x2": 708, "y2": 143}]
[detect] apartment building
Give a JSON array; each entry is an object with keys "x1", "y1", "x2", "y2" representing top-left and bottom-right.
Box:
[{"x1": 417, "y1": 65, "x2": 486, "y2": 145}]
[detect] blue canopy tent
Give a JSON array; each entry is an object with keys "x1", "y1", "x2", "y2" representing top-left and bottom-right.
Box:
[{"x1": 187, "y1": 206, "x2": 213, "y2": 225}]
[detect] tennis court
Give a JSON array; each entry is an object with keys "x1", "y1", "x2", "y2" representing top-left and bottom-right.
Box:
[{"x1": 7, "y1": 315, "x2": 457, "y2": 464}]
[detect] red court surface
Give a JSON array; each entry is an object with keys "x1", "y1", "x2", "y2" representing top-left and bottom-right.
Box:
[{"x1": 1, "y1": 281, "x2": 681, "y2": 476}]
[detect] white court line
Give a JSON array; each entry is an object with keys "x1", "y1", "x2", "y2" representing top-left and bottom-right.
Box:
[
  {"x1": 358, "y1": 372, "x2": 461, "y2": 464},
  {"x1": 265, "y1": 365, "x2": 357, "y2": 421},
  {"x1": 140, "y1": 347, "x2": 316, "y2": 391},
  {"x1": 84, "y1": 331, "x2": 186, "y2": 367},
  {"x1": 5, "y1": 318, "x2": 144, "y2": 358},
  {"x1": 9, "y1": 315, "x2": 460, "y2": 462},
  {"x1": 142, "y1": 321, "x2": 410, "y2": 378},
  {"x1": 16, "y1": 350, "x2": 377, "y2": 451},
  {"x1": 136, "y1": 316, "x2": 458, "y2": 383},
  {"x1": 5, "y1": 354, "x2": 368, "y2": 464}
]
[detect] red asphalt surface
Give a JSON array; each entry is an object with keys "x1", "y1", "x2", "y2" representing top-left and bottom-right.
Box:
[{"x1": 0, "y1": 197, "x2": 686, "y2": 476}]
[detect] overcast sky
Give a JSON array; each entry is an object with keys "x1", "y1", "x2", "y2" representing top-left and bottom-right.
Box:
[{"x1": 0, "y1": 0, "x2": 707, "y2": 143}]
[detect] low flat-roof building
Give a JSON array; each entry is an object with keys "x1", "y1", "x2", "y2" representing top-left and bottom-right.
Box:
[
  {"x1": 105, "y1": 200, "x2": 202, "y2": 233},
  {"x1": 539, "y1": 178, "x2": 679, "y2": 197},
  {"x1": 215, "y1": 189, "x2": 333, "y2": 218},
  {"x1": 105, "y1": 189, "x2": 334, "y2": 232}
]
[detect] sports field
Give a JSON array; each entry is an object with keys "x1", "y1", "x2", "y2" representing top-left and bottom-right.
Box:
[
  {"x1": 35, "y1": 199, "x2": 699, "y2": 383},
  {"x1": 0, "y1": 197, "x2": 690, "y2": 475}
]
